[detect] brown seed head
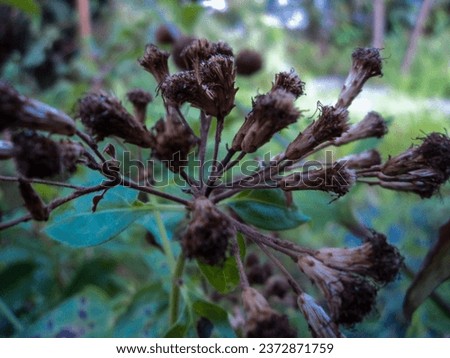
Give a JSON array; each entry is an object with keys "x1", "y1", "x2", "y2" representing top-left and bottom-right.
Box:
[
  {"x1": 285, "y1": 105, "x2": 349, "y2": 161},
  {"x1": 232, "y1": 89, "x2": 300, "y2": 153},
  {"x1": 236, "y1": 49, "x2": 263, "y2": 76},
  {"x1": 155, "y1": 24, "x2": 176, "y2": 45},
  {"x1": 139, "y1": 44, "x2": 170, "y2": 83},
  {"x1": 77, "y1": 92, "x2": 153, "y2": 148},
  {"x1": 271, "y1": 69, "x2": 305, "y2": 99},
  {"x1": 172, "y1": 36, "x2": 196, "y2": 70},
  {"x1": 127, "y1": 89, "x2": 153, "y2": 124},
  {"x1": 181, "y1": 38, "x2": 233, "y2": 71},
  {"x1": 297, "y1": 254, "x2": 377, "y2": 325},
  {"x1": 182, "y1": 197, "x2": 234, "y2": 265},
  {"x1": 242, "y1": 287, "x2": 296, "y2": 338},
  {"x1": 339, "y1": 149, "x2": 382, "y2": 170}
]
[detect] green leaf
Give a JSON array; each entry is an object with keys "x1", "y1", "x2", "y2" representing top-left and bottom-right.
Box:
[
  {"x1": 192, "y1": 300, "x2": 236, "y2": 338},
  {"x1": 403, "y1": 219, "x2": 450, "y2": 321},
  {"x1": 197, "y1": 256, "x2": 239, "y2": 294},
  {"x1": 113, "y1": 284, "x2": 168, "y2": 337},
  {"x1": 0, "y1": 0, "x2": 41, "y2": 16},
  {"x1": 225, "y1": 189, "x2": 310, "y2": 231},
  {"x1": 19, "y1": 287, "x2": 114, "y2": 337}
]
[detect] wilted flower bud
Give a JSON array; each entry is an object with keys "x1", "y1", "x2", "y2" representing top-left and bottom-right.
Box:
[
  {"x1": 18, "y1": 179, "x2": 49, "y2": 221},
  {"x1": 339, "y1": 149, "x2": 381, "y2": 169},
  {"x1": 334, "y1": 111, "x2": 388, "y2": 146},
  {"x1": 77, "y1": 93, "x2": 153, "y2": 148},
  {"x1": 232, "y1": 89, "x2": 300, "y2": 153},
  {"x1": 127, "y1": 89, "x2": 153, "y2": 124},
  {"x1": 280, "y1": 162, "x2": 355, "y2": 197},
  {"x1": 182, "y1": 197, "x2": 234, "y2": 265},
  {"x1": 155, "y1": 24, "x2": 176, "y2": 45},
  {"x1": 336, "y1": 48, "x2": 383, "y2": 109},
  {"x1": 297, "y1": 293, "x2": 344, "y2": 338},
  {"x1": 60, "y1": 140, "x2": 85, "y2": 174},
  {"x1": 285, "y1": 105, "x2": 349, "y2": 161},
  {"x1": 0, "y1": 140, "x2": 14, "y2": 160},
  {"x1": 12, "y1": 131, "x2": 62, "y2": 178},
  {"x1": 150, "y1": 112, "x2": 197, "y2": 172},
  {"x1": 138, "y1": 44, "x2": 170, "y2": 84},
  {"x1": 242, "y1": 287, "x2": 296, "y2": 338},
  {"x1": 297, "y1": 254, "x2": 377, "y2": 325},
  {"x1": 0, "y1": 81, "x2": 76, "y2": 135},
  {"x1": 271, "y1": 70, "x2": 305, "y2": 99},
  {"x1": 236, "y1": 49, "x2": 263, "y2": 76},
  {"x1": 172, "y1": 36, "x2": 196, "y2": 70},
  {"x1": 313, "y1": 231, "x2": 403, "y2": 285}
]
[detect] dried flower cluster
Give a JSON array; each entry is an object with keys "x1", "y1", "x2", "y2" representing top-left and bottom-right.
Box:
[{"x1": 1, "y1": 36, "x2": 449, "y2": 339}]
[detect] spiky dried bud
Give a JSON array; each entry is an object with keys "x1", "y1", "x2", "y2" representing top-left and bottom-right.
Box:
[
  {"x1": 378, "y1": 132, "x2": 450, "y2": 198},
  {"x1": 155, "y1": 24, "x2": 176, "y2": 45},
  {"x1": 0, "y1": 81, "x2": 76, "y2": 135},
  {"x1": 334, "y1": 111, "x2": 388, "y2": 146},
  {"x1": 236, "y1": 49, "x2": 263, "y2": 76},
  {"x1": 172, "y1": 36, "x2": 196, "y2": 70},
  {"x1": 160, "y1": 55, "x2": 237, "y2": 117},
  {"x1": 139, "y1": 44, "x2": 170, "y2": 84},
  {"x1": 181, "y1": 38, "x2": 233, "y2": 70},
  {"x1": 232, "y1": 89, "x2": 300, "y2": 153},
  {"x1": 285, "y1": 105, "x2": 349, "y2": 161},
  {"x1": 339, "y1": 149, "x2": 382, "y2": 170},
  {"x1": 151, "y1": 112, "x2": 197, "y2": 172},
  {"x1": 297, "y1": 254, "x2": 377, "y2": 325},
  {"x1": 280, "y1": 162, "x2": 356, "y2": 197},
  {"x1": 77, "y1": 93, "x2": 153, "y2": 148},
  {"x1": 127, "y1": 89, "x2": 153, "y2": 124},
  {"x1": 271, "y1": 70, "x2": 305, "y2": 99},
  {"x1": 336, "y1": 48, "x2": 383, "y2": 109},
  {"x1": 296, "y1": 293, "x2": 344, "y2": 338},
  {"x1": 0, "y1": 140, "x2": 14, "y2": 160},
  {"x1": 12, "y1": 131, "x2": 61, "y2": 178},
  {"x1": 182, "y1": 197, "x2": 234, "y2": 265},
  {"x1": 242, "y1": 287, "x2": 296, "y2": 338},
  {"x1": 314, "y1": 231, "x2": 403, "y2": 285},
  {"x1": 18, "y1": 179, "x2": 49, "y2": 221}
]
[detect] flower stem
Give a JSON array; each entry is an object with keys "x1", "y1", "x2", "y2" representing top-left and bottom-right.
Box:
[
  {"x1": 0, "y1": 298, "x2": 23, "y2": 332},
  {"x1": 169, "y1": 253, "x2": 186, "y2": 325}
]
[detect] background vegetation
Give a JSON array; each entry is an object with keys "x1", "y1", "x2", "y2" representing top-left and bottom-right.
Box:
[{"x1": 0, "y1": 0, "x2": 449, "y2": 337}]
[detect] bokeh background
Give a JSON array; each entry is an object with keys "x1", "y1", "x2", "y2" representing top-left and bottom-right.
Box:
[{"x1": 0, "y1": 0, "x2": 449, "y2": 337}]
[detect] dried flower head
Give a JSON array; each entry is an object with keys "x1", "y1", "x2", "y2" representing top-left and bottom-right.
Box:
[
  {"x1": 236, "y1": 49, "x2": 263, "y2": 76},
  {"x1": 334, "y1": 111, "x2": 388, "y2": 146},
  {"x1": 60, "y1": 140, "x2": 85, "y2": 174},
  {"x1": 313, "y1": 231, "x2": 403, "y2": 285},
  {"x1": 271, "y1": 69, "x2": 305, "y2": 99},
  {"x1": 0, "y1": 81, "x2": 76, "y2": 135},
  {"x1": 150, "y1": 112, "x2": 197, "y2": 172},
  {"x1": 12, "y1": 131, "x2": 62, "y2": 178},
  {"x1": 378, "y1": 132, "x2": 450, "y2": 197},
  {"x1": 339, "y1": 149, "x2": 382, "y2": 169},
  {"x1": 126, "y1": 89, "x2": 153, "y2": 124},
  {"x1": 77, "y1": 92, "x2": 153, "y2": 148},
  {"x1": 336, "y1": 48, "x2": 383, "y2": 109},
  {"x1": 155, "y1": 24, "x2": 176, "y2": 45},
  {"x1": 242, "y1": 287, "x2": 296, "y2": 338},
  {"x1": 139, "y1": 44, "x2": 170, "y2": 84},
  {"x1": 286, "y1": 105, "x2": 349, "y2": 161},
  {"x1": 181, "y1": 38, "x2": 233, "y2": 70},
  {"x1": 182, "y1": 197, "x2": 234, "y2": 265},
  {"x1": 296, "y1": 293, "x2": 344, "y2": 338},
  {"x1": 297, "y1": 254, "x2": 377, "y2": 325},
  {"x1": 18, "y1": 179, "x2": 49, "y2": 221},
  {"x1": 232, "y1": 89, "x2": 300, "y2": 153},
  {"x1": 159, "y1": 71, "x2": 198, "y2": 108},
  {"x1": 280, "y1": 162, "x2": 356, "y2": 197}
]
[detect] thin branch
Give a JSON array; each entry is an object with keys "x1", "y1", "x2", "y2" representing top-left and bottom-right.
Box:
[
  {"x1": 76, "y1": 129, "x2": 107, "y2": 163},
  {"x1": 0, "y1": 175, "x2": 83, "y2": 190},
  {"x1": 232, "y1": 236, "x2": 249, "y2": 289}
]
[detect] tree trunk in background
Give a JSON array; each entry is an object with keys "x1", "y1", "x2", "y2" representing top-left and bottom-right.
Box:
[
  {"x1": 372, "y1": 0, "x2": 385, "y2": 48},
  {"x1": 401, "y1": 0, "x2": 434, "y2": 74}
]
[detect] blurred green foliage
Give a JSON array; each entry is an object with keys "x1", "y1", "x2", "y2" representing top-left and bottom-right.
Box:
[{"x1": 1, "y1": 0, "x2": 449, "y2": 338}]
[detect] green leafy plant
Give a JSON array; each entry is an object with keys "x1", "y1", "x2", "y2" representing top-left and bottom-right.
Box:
[{"x1": 1, "y1": 36, "x2": 449, "y2": 338}]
